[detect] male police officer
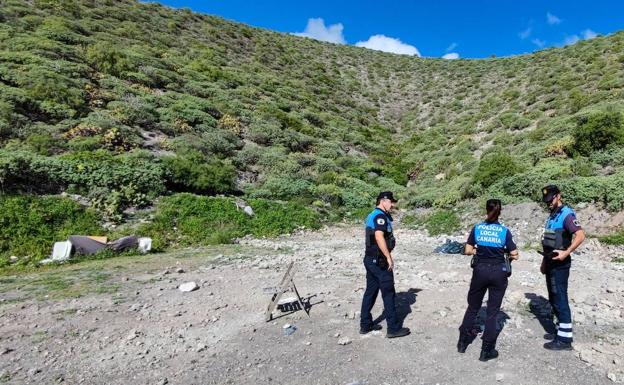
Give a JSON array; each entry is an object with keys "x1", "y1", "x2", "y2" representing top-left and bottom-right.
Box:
[
  {"x1": 540, "y1": 185, "x2": 586, "y2": 351},
  {"x1": 360, "y1": 191, "x2": 410, "y2": 338}
]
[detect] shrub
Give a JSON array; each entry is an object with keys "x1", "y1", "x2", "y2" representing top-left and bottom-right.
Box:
[
  {"x1": 0, "y1": 195, "x2": 103, "y2": 266},
  {"x1": 473, "y1": 153, "x2": 521, "y2": 188},
  {"x1": 571, "y1": 111, "x2": 624, "y2": 156},
  {"x1": 162, "y1": 151, "x2": 236, "y2": 195},
  {"x1": 139, "y1": 193, "x2": 321, "y2": 249},
  {"x1": 86, "y1": 41, "x2": 134, "y2": 76},
  {"x1": 422, "y1": 209, "x2": 461, "y2": 236}
]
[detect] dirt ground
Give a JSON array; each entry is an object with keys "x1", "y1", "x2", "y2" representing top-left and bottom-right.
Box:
[{"x1": 1, "y1": 222, "x2": 624, "y2": 385}]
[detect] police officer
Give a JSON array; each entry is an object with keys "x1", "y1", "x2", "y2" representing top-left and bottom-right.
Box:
[
  {"x1": 359, "y1": 191, "x2": 410, "y2": 338},
  {"x1": 540, "y1": 185, "x2": 585, "y2": 351},
  {"x1": 458, "y1": 199, "x2": 519, "y2": 361}
]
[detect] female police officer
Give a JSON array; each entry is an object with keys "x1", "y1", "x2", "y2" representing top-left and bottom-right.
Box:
[{"x1": 457, "y1": 199, "x2": 519, "y2": 361}]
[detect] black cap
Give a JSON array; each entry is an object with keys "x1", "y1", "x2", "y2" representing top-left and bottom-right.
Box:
[
  {"x1": 542, "y1": 185, "x2": 560, "y2": 203},
  {"x1": 486, "y1": 198, "x2": 502, "y2": 208},
  {"x1": 377, "y1": 191, "x2": 398, "y2": 203}
]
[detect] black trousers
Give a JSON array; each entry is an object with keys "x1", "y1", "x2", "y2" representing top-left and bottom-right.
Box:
[
  {"x1": 459, "y1": 263, "x2": 508, "y2": 344},
  {"x1": 360, "y1": 255, "x2": 400, "y2": 332}
]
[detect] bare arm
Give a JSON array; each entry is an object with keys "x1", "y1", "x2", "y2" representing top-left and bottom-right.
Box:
[
  {"x1": 509, "y1": 249, "x2": 519, "y2": 260},
  {"x1": 464, "y1": 244, "x2": 476, "y2": 256},
  {"x1": 375, "y1": 231, "x2": 393, "y2": 271}
]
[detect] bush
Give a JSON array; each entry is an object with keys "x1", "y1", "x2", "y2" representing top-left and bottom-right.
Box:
[
  {"x1": 163, "y1": 151, "x2": 236, "y2": 195},
  {"x1": 139, "y1": 193, "x2": 321, "y2": 249},
  {"x1": 422, "y1": 209, "x2": 461, "y2": 236},
  {"x1": 571, "y1": 111, "x2": 624, "y2": 156},
  {"x1": 0, "y1": 195, "x2": 103, "y2": 266},
  {"x1": 0, "y1": 150, "x2": 166, "y2": 217},
  {"x1": 473, "y1": 153, "x2": 521, "y2": 188}
]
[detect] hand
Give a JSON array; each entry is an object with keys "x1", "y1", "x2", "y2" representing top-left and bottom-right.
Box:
[
  {"x1": 510, "y1": 254, "x2": 519, "y2": 261},
  {"x1": 386, "y1": 256, "x2": 394, "y2": 271},
  {"x1": 552, "y1": 249, "x2": 569, "y2": 261}
]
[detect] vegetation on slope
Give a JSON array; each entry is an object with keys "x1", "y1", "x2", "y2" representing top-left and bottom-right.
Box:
[{"x1": 1, "y1": 0, "x2": 624, "y2": 262}]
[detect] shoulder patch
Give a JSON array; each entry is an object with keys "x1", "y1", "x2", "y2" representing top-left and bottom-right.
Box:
[
  {"x1": 573, "y1": 219, "x2": 581, "y2": 227},
  {"x1": 376, "y1": 218, "x2": 386, "y2": 225}
]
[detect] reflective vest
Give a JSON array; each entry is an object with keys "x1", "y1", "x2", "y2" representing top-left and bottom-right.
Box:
[
  {"x1": 542, "y1": 205, "x2": 575, "y2": 252},
  {"x1": 365, "y1": 208, "x2": 395, "y2": 256}
]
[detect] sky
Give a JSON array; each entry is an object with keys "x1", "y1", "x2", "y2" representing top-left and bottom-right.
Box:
[{"x1": 154, "y1": 1, "x2": 624, "y2": 59}]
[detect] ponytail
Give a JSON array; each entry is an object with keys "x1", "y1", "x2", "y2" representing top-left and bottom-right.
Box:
[{"x1": 485, "y1": 199, "x2": 501, "y2": 223}]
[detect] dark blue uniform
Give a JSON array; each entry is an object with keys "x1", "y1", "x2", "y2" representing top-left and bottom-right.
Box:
[
  {"x1": 542, "y1": 205, "x2": 582, "y2": 344},
  {"x1": 459, "y1": 221, "x2": 516, "y2": 344},
  {"x1": 360, "y1": 208, "x2": 400, "y2": 332}
]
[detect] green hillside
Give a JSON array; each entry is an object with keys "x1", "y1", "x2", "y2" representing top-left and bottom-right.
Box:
[{"x1": 2, "y1": 0, "x2": 624, "y2": 263}]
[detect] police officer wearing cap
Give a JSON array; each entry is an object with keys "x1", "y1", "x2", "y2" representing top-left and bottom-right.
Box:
[
  {"x1": 458, "y1": 199, "x2": 519, "y2": 361},
  {"x1": 540, "y1": 185, "x2": 585, "y2": 351},
  {"x1": 359, "y1": 191, "x2": 410, "y2": 338}
]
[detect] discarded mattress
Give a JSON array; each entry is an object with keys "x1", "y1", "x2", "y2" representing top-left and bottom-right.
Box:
[
  {"x1": 41, "y1": 235, "x2": 152, "y2": 264},
  {"x1": 434, "y1": 240, "x2": 465, "y2": 254}
]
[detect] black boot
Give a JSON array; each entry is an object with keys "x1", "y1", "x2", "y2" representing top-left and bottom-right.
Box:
[
  {"x1": 457, "y1": 332, "x2": 471, "y2": 353},
  {"x1": 479, "y1": 341, "x2": 499, "y2": 362}
]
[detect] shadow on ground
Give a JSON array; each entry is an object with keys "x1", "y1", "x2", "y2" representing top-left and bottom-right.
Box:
[
  {"x1": 525, "y1": 292, "x2": 556, "y2": 335},
  {"x1": 372, "y1": 288, "x2": 422, "y2": 326}
]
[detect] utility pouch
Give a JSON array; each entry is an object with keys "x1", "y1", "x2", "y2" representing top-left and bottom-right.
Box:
[
  {"x1": 386, "y1": 234, "x2": 396, "y2": 252},
  {"x1": 470, "y1": 255, "x2": 477, "y2": 268},
  {"x1": 542, "y1": 230, "x2": 557, "y2": 249},
  {"x1": 376, "y1": 255, "x2": 389, "y2": 269}
]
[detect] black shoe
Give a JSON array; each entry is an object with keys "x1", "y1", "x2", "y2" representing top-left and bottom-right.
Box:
[
  {"x1": 543, "y1": 332, "x2": 555, "y2": 340},
  {"x1": 359, "y1": 324, "x2": 382, "y2": 334},
  {"x1": 479, "y1": 342, "x2": 499, "y2": 362},
  {"x1": 544, "y1": 339, "x2": 573, "y2": 351},
  {"x1": 386, "y1": 327, "x2": 410, "y2": 338},
  {"x1": 457, "y1": 333, "x2": 471, "y2": 353}
]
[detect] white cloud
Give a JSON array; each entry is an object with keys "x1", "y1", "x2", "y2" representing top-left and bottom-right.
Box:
[
  {"x1": 532, "y1": 38, "x2": 546, "y2": 48},
  {"x1": 293, "y1": 18, "x2": 345, "y2": 44},
  {"x1": 518, "y1": 26, "x2": 532, "y2": 39},
  {"x1": 582, "y1": 29, "x2": 597, "y2": 39},
  {"x1": 446, "y1": 42, "x2": 458, "y2": 52},
  {"x1": 547, "y1": 12, "x2": 561, "y2": 25},
  {"x1": 355, "y1": 35, "x2": 421, "y2": 56},
  {"x1": 442, "y1": 52, "x2": 459, "y2": 60},
  {"x1": 563, "y1": 29, "x2": 598, "y2": 46},
  {"x1": 564, "y1": 35, "x2": 580, "y2": 46}
]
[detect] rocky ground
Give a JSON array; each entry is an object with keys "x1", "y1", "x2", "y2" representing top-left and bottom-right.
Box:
[{"x1": 1, "y1": 204, "x2": 624, "y2": 385}]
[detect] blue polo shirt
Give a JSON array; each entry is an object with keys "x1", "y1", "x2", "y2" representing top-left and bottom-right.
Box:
[{"x1": 467, "y1": 221, "x2": 516, "y2": 262}]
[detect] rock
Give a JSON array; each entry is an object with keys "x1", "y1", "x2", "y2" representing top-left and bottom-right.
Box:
[
  {"x1": 28, "y1": 368, "x2": 41, "y2": 376},
  {"x1": 579, "y1": 349, "x2": 593, "y2": 363},
  {"x1": 9, "y1": 256, "x2": 18, "y2": 263},
  {"x1": 496, "y1": 373, "x2": 504, "y2": 382},
  {"x1": 179, "y1": 282, "x2": 199, "y2": 292},
  {"x1": 338, "y1": 337, "x2": 352, "y2": 346},
  {"x1": 1, "y1": 348, "x2": 13, "y2": 355},
  {"x1": 126, "y1": 330, "x2": 139, "y2": 340},
  {"x1": 159, "y1": 378, "x2": 169, "y2": 385},
  {"x1": 196, "y1": 343, "x2": 207, "y2": 352},
  {"x1": 175, "y1": 268, "x2": 185, "y2": 274},
  {"x1": 607, "y1": 372, "x2": 617, "y2": 382}
]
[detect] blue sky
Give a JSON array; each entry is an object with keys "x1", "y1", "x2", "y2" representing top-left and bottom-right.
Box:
[{"x1": 155, "y1": 1, "x2": 624, "y2": 58}]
